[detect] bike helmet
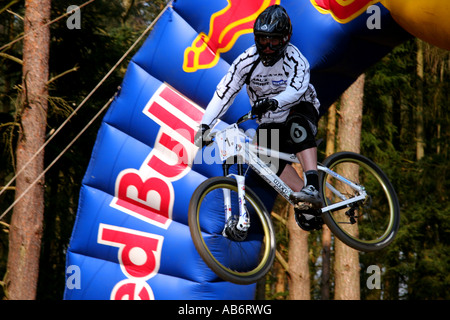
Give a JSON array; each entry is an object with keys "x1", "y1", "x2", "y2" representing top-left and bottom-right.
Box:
[{"x1": 254, "y1": 5, "x2": 292, "y2": 66}]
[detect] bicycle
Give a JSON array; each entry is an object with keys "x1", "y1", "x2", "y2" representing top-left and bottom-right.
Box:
[{"x1": 188, "y1": 111, "x2": 400, "y2": 285}]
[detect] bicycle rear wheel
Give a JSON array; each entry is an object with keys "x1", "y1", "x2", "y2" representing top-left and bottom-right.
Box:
[
  {"x1": 319, "y1": 151, "x2": 400, "y2": 252},
  {"x1": 188, "y1": 176, "x2": 276, "y2": 284}
]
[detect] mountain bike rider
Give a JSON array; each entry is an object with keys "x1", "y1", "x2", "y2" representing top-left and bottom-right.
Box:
[{"x1": 195, "y1": 5, "x2": 322, "y2": 208}]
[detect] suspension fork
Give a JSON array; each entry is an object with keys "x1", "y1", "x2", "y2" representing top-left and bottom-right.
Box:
[{"x1": 222, "y1": 158, "x2": 249, "y2": 232}]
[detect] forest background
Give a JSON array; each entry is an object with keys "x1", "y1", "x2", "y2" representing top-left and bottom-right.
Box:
[{"x1": 0, "y1": 0, "x2": 448, "y2": 300}]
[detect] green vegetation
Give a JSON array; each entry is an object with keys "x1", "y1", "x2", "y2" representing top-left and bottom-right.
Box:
[{"x1": 0, "y1": 1, "x2": 448, "y2": 299}]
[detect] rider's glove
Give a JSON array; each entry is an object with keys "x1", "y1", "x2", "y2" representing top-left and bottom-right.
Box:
[
  {"x1": 251, "y1": 98, "x2": 278, "y2": 119},
  {"x1": 194, "y1": 124, "x2": 212, "y2": 148}
]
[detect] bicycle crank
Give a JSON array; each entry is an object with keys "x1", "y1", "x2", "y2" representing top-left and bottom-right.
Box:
[{"x1": 294, "y1": 204, "x2": 323, "y2": 231}]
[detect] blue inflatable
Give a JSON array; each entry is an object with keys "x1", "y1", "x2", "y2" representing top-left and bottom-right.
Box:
[{"x1": 64, "y1": 0, "x2": 410, "y2": 299}]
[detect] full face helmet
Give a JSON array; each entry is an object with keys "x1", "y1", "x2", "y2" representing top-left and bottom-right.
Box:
[{"x1": 254, "y1": 5, "x2": 292, "y2": 66}]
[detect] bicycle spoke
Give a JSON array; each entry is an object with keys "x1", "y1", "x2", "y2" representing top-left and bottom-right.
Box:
[
  {"x1": 320, "y1": 152, "x2": 400, "y2": 251},
  {"x1": 189, "y1": 177, "x2": 275, "y2": 283}
]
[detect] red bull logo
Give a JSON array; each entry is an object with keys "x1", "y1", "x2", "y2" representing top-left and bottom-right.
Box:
[
  {"x1": 183, "y1": 0, "x2": 280, "y2": 73},
  {"x1": 311, "y1": 0, "x2": 379, "y2": 23}
]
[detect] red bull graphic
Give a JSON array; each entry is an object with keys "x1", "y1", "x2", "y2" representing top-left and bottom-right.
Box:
[
  {"x1": 311, "y1": 0, "x2": 379, "y2": 23},
  {"x1": 65, "y1": 0, "x2": 413, "y2": 300},
  {"x1": 381, "y1": 0, "x2": 450, "y2": 51},
  {"x1": 105, "y1": 83, "x2": 204, "y2": 299},
  {"x1": 183, "y1": 0, "x2": 279, "y2": 72}
]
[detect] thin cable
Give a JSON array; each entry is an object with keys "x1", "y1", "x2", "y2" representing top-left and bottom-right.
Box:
[
  {"x1": 0, "y1": 0, "x2": 96, "y2": 52},
  {"x1": 0, "y1": 1, "x2": 171, "y2": 198},
  {"x1": 0, "y1": 96, "x2": 114, "y2": 222},
  {"x1": 0, "y1": 0, "x2": 96, "y2": 196},
  {"x1": 0, "y1": 1, "x2": 173, "y2": 219}
]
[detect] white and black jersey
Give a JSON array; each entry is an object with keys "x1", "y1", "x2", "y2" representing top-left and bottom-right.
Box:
[{"x1": 201, "y1": 44, "x2": 320, "y2": 127}]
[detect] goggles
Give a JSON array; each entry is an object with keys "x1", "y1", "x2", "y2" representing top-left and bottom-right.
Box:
[{"x1": 255, "y1": 35, "x2": 284, "y2": 50}]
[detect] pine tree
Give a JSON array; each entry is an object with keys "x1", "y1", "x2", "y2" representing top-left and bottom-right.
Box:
[
  {"x1": 288, "y1": 163, "x2": 311, "y2": 300},
  {"x1": 321, "y1": 102, "x2": 337, "y2": 300},
  {"x1": 5, "y1": 0, "x2": 51, "y2": 300},
  {"x1": 334, "y1": 74, "x2": 365, "y2": 300}
]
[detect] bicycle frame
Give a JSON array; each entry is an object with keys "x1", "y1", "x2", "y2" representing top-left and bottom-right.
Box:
[{"x1": 211, "y1": 120, "x2": 368, "y2": 232}]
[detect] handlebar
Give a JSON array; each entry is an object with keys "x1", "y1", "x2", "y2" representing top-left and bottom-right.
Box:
[
  {"x1": 211, "y1": 111, "x2": 256, "y2": 138},
  {"x1": 197, "y1": 112, "x2": 256, "y2": 148},
  {"x1": 236, "y1": 111, "x2": 257, "y2": 125}
]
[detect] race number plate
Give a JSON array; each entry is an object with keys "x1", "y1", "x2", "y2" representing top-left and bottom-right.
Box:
[{"x1": 215, "y1": 123, "x2": 243, "y2": 161}]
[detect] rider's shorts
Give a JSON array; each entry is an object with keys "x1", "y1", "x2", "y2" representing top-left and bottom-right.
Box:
[{"x1": 253, "y1": 101, "x2": 318, "y2": 176}]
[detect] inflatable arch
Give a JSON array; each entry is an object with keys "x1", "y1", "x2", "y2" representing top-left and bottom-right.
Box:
[{"x1": 64, "y1": 0, "x2": 449, "y2": 299}]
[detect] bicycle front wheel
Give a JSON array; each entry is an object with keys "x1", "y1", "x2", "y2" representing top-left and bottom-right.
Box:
[
  {"x1": 188, "y1": 176, "x2": 276, "y2": 284},
  {"x1": 319, "y1": 151, "x2": 400, "y2": 252}
]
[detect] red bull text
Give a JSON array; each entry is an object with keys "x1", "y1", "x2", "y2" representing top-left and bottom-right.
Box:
[{"x1": 103, "y1": 84, "x2": 204, "y2": 299}]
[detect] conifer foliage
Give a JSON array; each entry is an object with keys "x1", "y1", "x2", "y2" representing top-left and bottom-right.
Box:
[{"x1": 0, "y1": 1, "x2": 448, "y2": 299}]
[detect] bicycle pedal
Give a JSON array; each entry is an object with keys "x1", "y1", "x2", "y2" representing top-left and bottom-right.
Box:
[
  {"x1": 295, "y1": 202, "x2": 323, "y2": 213},
  {"x1": 294, "y1": 202, "x2": 312, "y2": 210},
  {"x1": 294, "y1": 210, "x2": 324, "y2": 231}
]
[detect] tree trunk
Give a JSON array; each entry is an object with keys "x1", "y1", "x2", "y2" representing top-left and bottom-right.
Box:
[
  {"x1": 321, "y1": 102, "x2": 337, "y2": 300},
  {"x1": 5, "y1": 0, "x2": 51, "y2": 300},
  {"x1": 415, "y1": 39, "x2": 425, "y2": 160},
  {"x1": 274, "y1": 202, "x2": 289, "y2": 299},
  {"x1": 392, "y1": 90, "x2": 401, "y2": 151},
  {"x1": 287, "y1": 163, "x2": 310, "y2": 300},
  {"x1": 334, "y1": 74, "x2": 364, "y2": 300}
]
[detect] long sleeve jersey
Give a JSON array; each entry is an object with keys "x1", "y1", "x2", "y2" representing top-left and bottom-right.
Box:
[{"x1": 201, "y1": 44, "x2": 320, "y2": 127}]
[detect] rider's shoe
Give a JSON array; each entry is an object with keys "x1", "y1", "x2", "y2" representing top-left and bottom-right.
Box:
[{"x1": 292, "y1": 185, "x2": 322, "y2": 207}]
